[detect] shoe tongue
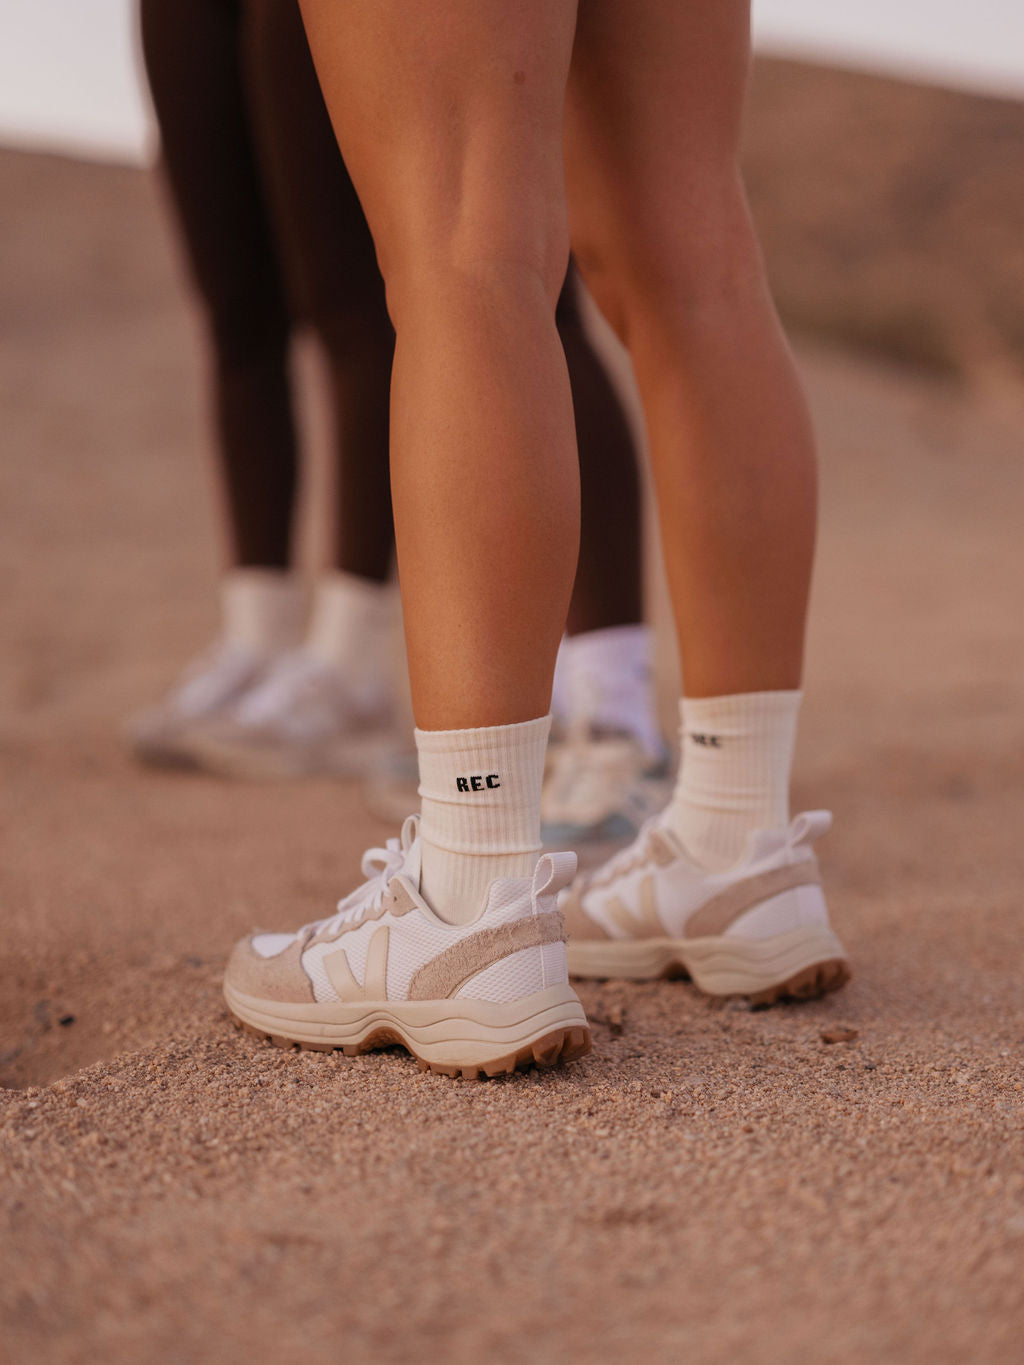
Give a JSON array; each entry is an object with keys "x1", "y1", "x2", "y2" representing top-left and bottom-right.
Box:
[{"x1": 401, "y1": 833, "x2": 423, "y2": 892}]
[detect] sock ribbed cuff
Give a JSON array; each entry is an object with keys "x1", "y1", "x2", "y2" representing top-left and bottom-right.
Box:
[
  {"x1": 415, "y1": 715, "x2": 551, "y2": 923},
  {"x1": 415, "y1": 715, "x2": 550, "y2": 857},
  {"x1": 666, "y1": 690, "x2": 802, "y2": 871}
]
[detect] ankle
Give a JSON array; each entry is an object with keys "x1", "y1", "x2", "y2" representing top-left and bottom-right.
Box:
[
  {"x1": 663, "y1": 690, "x2": 801, "y2": 871},
  {"x1": 416, "y1": 715, "x2": 550, "y2": 924}
]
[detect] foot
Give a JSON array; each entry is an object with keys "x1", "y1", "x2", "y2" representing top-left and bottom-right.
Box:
[
  {"x1": 126, "y1": 640, "x2": 275, "y2": 768},
  {"x1": 223, "y1": 817, "x2": 592, "y2": 1077},
  {"x1": 561, "y1": 811, "x2": 850, "y2": 1004},
  {"x1": 541, "y1": 728, "x2": 671, "y2": 851},
  {"x1": 188, "y1": 649, "x2": 396, "y2": 780}
]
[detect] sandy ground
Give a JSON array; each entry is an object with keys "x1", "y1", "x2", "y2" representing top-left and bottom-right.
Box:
[{"x1": 2, "y1": 137, "x2": 1024, "y2": 1365}]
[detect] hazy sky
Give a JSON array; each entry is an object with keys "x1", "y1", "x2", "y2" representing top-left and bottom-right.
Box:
[
  {"x1": 0, "y1": 0, "x2": 1022, "y2": 163},
  {"x1": 752, "y1": 0, "x2": 1024, "y2": 93}
]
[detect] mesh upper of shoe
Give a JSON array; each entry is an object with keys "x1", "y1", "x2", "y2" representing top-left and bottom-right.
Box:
[
  {"x1": 455, "y1": 941, "x2": 566, "y2": 1002},
  {"x1": 300, "y1": 874, "x2": 545, "y2": 1004},
  {"x1": 244, "y1": 821, "x2": 572, "y2": 1006},
  {"x1": 573, "y1": 812, "x2": 829, "y2": 941}
]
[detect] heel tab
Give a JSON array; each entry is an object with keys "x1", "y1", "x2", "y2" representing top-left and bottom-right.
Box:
[
  {"x1": 532, "y1": 851, "x2": 578, "y2": 905},
  {"x1": 789, "y1": 810, "x2": 832, "y2": 847}
]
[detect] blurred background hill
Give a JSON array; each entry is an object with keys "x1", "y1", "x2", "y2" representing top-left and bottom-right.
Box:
[{"x1": 745, "y1": 59, "x2": 1024, "y2": 395}]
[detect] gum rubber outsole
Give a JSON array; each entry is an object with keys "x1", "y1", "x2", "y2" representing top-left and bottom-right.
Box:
[
  {"x1": 744, "y1": 957, "x2": 851, "y2": 1006},
  {"x1": 566, "y1": 956, "x2": 850, "y2": 1006},
  {"x1": 229, "y1": 1011, "x2": 592, "y2": 1080},
  {"x1": 653, "y1": 954, "x2": 852, "y2": 1005},
  {"x1": 567, "y1": 924, "x2": 851, "y2": 1005}
]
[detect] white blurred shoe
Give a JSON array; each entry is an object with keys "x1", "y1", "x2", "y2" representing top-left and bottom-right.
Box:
[
  {"x1": 561, "y1": 810, "x2": 850, "y2": 1004},
  {"x1": 126, "y1": 639, "x2": 276, "y2": 768},
  {"x1": 188, "y1": 648, "x2": 396, "y2": 779},
  {"x1": 541, "y1": 727, "x2": 671, "y2": 849},
  {"x1": 223, "y1": 816, "x2": 591, "y2": 1077}
]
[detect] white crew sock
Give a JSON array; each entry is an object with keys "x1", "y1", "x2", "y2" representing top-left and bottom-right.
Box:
[
  {"x1": 663, "y1": 691, "x2": 802, "y2": 872},
  {"x1": 220, "y1": 569, "x2": 304, "y2": 654},
  {"x1": 416, "y1": 715, "x2": 550, "y2": 925},
  {"x1": 558, "y1": 625, "x2": 666, "y2": 762},
  {"x1": 306, "y1": 571, "x2": 396, "y2": 710}
]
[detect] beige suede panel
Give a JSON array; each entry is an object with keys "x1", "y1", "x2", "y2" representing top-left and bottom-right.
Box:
[
  {"x1": 226, "y1": 936, "x2": 315, "y2": 1003},
  {"x1": 647, "y1": 829, "x2": 679, "y2": 868},
  {"x1": 408, "y1": 912, "x2": 566, "y2": 1001},
  {"x1": 561, "y1": 888, "x2": 611, "y2": 941},
  {"x1": 383, "y1": 881, "x2": 416, "y2": 917},
  {"x1": 684, "y1": 859, "x2": 822, "y2": 938}
]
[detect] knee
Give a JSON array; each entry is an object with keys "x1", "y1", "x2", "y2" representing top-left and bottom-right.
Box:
[
  {"x1": 572, "y1": 171, "x2": 764, "y2": 347},
  {"x1": 373, "y1": 194, "x2": 569, "y2": 328}
]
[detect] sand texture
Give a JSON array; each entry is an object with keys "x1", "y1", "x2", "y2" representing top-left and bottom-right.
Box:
[{"x1": 3, "y1": 77, "x2": 1024, "y2": 1365}]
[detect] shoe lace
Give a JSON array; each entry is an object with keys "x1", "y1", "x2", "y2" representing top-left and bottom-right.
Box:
[{"x1": 299, "y1": 815, "x2": 418, "y2": 940}]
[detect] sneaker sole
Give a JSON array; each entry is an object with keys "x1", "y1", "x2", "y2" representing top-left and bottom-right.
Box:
[
  {"x1": 223, "y1": 981, "x2": 592, "y2": 1079},
  {"x1": 566, "y1": 924, "x2": 850, "y2": 1004},
  {"x1": 189, "y1": 727, "x2": 395, "y2": 781}
]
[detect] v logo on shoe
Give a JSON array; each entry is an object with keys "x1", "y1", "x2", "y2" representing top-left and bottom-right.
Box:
[
  {"x1": 323, "y1": 926, "x2": 390, "y2": 1001},
  {"x1": 604, "y1": 874, "x2": 663, "y2": 938}
]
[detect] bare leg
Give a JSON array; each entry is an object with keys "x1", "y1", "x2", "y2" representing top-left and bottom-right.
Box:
[
  {"x1": 566, "y1": 0, "x2": 816, "y2": 696},
  {"x1": 299, "y1": 0, "x2": 579, "y2": 730},
  {"x1": 245, "y1": 0, "x2": 395, "y2": 583},
  {"x1": 556, "y1": 265, "x2": 643, "y2": 636},
  {"x1": 139, "y1": 0, "x2": 298, "y2": 570}
]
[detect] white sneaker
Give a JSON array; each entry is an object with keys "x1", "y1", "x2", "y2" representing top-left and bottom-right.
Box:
[
  {"x1": 541, "y1": 729, "x2": 672, "y2": 850},
  {"x1": 562, "y1": 811, "x2": 850, "y2": 1004},
  {"x1": 126, "y1": 640, "x2": 275, "y2": 768},
  {"x1": 188, "y1": 648, "x2": 396, "y2": 780},
  {"x1": 223, "y1": 817, "x2": 592, "y2": 1077}
]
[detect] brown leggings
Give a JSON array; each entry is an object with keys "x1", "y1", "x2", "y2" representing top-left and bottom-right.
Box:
[{"x1": 139, "y1": 0, "x2": 641, "y2": 624}]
